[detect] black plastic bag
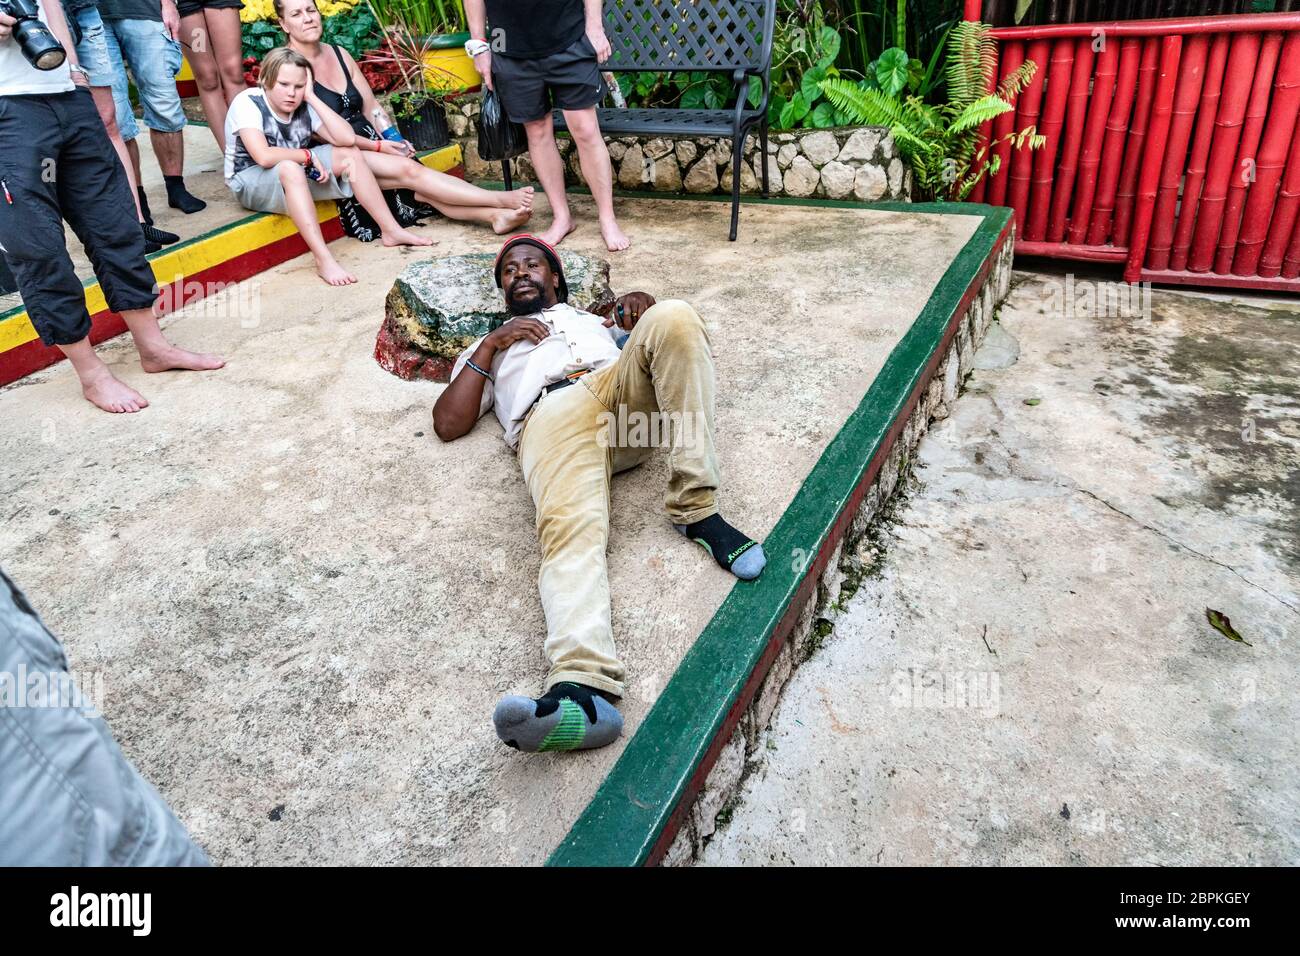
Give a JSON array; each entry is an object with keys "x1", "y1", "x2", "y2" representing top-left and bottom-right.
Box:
[{"x1": 478, "y1": 88, "x2": 527, "y2": 162}]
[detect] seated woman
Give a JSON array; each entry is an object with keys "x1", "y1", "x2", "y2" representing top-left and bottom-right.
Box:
[
  {"x1": 278, "y1": 0, "x2": 534, "y2": 236},
  {"x1": 223, "y1": 47, "x2": 433, "y2": 286}
]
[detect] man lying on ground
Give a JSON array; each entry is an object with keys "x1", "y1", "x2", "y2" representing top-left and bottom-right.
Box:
[
  {"x1": 432, "y1": 235, "x2": 767, "y2": 753},
  {"x1": 0, "y1": 0, "x2": 223, "y2": 415},
  {"x1": 223, "y1": 47, "x2": 432, "y2": 287}
]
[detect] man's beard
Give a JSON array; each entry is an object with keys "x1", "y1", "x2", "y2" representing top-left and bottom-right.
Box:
[{"x1": 505, "y1": 281, "x2": 546, "y2": 315}]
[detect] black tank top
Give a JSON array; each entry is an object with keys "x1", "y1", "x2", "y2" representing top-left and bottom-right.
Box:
[{"x1": 312, "y1": 44, "x2": 365, "y2": 126}]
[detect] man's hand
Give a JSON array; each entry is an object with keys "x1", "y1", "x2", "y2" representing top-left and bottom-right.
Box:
[
  {"x1": 587, "y1": 26, "x2": 612, "y2": 64},
  {"x1": 485, "y1": 317, "x2": 550, "y2": 351},
  {"x1": 0, "y1": 12, "x2": 16, "y2": 43},
  {"x1": 474, "y1": 49, "x2": 493, "y2": 91},
  {"x1": 161, "y1": 0, "x2": 181, "y2": 40},
  {"x1": 601, "y1": 292, "x2": 656, "y2": 332}
]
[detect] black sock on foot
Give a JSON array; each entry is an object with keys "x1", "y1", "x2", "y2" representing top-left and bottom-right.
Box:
[
  {"x1": 164, "y1": 175, "x2": 206, "y2": 214},
  {"x1": 137, "y1": 185, "x2": 153, "y2": 224},
  {"x1": 141, "y1": 222, "x2": 179, "y2": 246},
  {"x1": 674, "y1": 513, "x2": 767, "y2": 580}
]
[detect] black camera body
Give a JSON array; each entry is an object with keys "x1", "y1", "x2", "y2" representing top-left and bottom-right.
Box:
[{"x1": 0, "y1": 0, "x2": 67, "y2": 72}]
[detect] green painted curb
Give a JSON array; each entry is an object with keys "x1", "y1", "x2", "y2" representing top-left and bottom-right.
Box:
[{"x1": 547, "y1": 201, "x2": 1014, "y2": 867}]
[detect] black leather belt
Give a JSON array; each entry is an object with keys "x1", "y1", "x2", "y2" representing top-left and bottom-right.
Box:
[{"x1": 543, "y1": 371, "x2": 589, "y2": 395}]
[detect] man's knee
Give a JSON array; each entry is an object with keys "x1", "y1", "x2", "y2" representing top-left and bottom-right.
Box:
[
  {"x1": 567, "y1": 116, "x2": 604, "y2": 148},
  {"x1": 641, "y1": 299, "x2": 705, "y2": 342},
  {"x1": 536, "y1": 503, "x2": 609, "y2": 556},
  {"x1": 524, "y1": 117, "x2": 556, "y2": 145}
]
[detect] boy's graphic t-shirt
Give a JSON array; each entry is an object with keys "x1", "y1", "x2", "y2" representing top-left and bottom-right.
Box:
[{"x1": 224, "y1": 88, "x2": 322, "y2": 182}]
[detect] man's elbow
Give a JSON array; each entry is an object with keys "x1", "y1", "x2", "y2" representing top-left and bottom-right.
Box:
[{"x1": 431, "y1": 409, "x2": 464, "y2": 443}]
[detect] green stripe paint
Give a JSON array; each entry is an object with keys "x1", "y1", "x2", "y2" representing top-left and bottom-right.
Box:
[{"x1": 547, "y1": 201, "x2": 1013, "y2": 866}]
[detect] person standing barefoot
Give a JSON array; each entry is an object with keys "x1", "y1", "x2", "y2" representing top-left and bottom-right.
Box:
[
  {"x1": 465, "y1": 0, "x2": 629, "y2": 251},
  {"x1": 0, "y1": 2, "x2": 223, "y2": 415}
]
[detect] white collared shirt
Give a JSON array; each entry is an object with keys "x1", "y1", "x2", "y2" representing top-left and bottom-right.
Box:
[{"x1": 450, "y1": 302, "x2": 624, "y2": 450}]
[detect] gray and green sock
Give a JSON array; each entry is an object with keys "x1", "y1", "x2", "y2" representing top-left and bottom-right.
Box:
[{"x1": 493, "y1": 682, "x2": 623, "y2": 753}]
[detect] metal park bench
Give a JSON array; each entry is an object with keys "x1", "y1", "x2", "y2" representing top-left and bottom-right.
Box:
[{"x1": 501, "y1": 0, "x2": 777, "y2": 241}]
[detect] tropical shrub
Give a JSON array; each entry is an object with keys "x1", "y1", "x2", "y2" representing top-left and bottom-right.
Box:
[{"x1": 820, "y1": 20, "x2": 1044, "y2": 200}]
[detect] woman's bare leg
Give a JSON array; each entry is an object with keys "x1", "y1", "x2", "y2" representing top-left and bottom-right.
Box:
[
  {"x1": 181, "y1": 13, "x2": 228, "y2": 152},
  {"x1": 361, "y1": 149, "x2": 533, "y2": 211},
  {"x1": 331, "y1": 146, "x2": 432, "y2": 247},
  {"x1": 202, "y1": 7, "x2": 246, "y2": 104}
]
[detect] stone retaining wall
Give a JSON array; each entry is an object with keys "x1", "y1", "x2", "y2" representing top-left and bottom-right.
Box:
[
  {"x1": 447, "y1": 97, "x2": 912, "y2": 202},
  {"x1": 657, "y1": 231, "x2": 1016, "y2": 866}
]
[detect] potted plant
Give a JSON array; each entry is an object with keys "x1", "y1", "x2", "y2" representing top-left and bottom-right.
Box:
[
  {"x1": 363, "y1": 3, "x2": 465, "y2": 150},
  {"x1": 366, "y1": 0, "x2": 478, "y2": 92}
]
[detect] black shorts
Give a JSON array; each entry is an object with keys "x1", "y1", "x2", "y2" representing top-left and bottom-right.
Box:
[
  {"x1": 492, "y1": 35, "x2": 606, "y2": 123},
  {"x1": 0, "y1": 91, "x2": 157, "y2": 347},
  {"x1": 176, "y1": 0, "x2": 242, "y2": 18}
]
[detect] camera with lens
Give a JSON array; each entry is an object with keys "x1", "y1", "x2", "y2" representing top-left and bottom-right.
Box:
[{"x1": 0, "y1": 0, "x2": 67, "y2": 72}]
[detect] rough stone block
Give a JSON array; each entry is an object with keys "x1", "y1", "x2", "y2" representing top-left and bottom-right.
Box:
[
  {"x1": 820, "y1": 160, "x2": 855, "y2": 199},
  {"x1": 783, "y1": 155, "x2": 819, "y2": 197},
  {"x1": 853, "y1": 164, "x2": 888, "y2": 202},
  {"x1": 838, "y1": 128, "x2": 881, "y2": 162},
  {"x1": 800, "y1": 130, "x2": 840, "y2": 166},
  {"x1": 692, "y1": 728, "x2": 745, "y2": 842},
  {"x1": 377, "y1": 253, "x2": 614, "y2": 381},
  {"x1": 683, "y1": 157, "x2": 719, "y2": 194}
]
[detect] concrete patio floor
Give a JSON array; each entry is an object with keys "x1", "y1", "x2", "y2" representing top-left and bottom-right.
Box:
[
  {"x1": 700, "y1": 270, "x2": 1299, "y2": 866},
  {"x1": 0, "y1": 194, "x2": 980, "y2": 864}
]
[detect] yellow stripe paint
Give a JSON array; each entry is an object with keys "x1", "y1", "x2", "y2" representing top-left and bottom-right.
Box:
[{"x1": 0, "y1": 144, "x2": 462, "y2": 354}]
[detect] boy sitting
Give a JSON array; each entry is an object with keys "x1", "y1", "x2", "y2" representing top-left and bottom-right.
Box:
[{"x1": 224, "y1": 47, "x2": 432, "y2": 286}]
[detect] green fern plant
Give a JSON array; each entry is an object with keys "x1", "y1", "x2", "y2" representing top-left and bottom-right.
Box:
[{"x1": 820, "y1": 20, "x2": 1044, "y2": 201}]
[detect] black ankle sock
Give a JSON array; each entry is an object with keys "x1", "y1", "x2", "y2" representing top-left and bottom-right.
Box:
[
  {"x1": 536, "y1": 682, "x2": 613, "y2": 723},
  {"x1": 164, "y1": 175, "x2": 206, "y2": 214},
  {"x1": 141, "y1": 222, "x2": 179, "y2": 246},
  {"x1": 674, "y1": 513, "x2": 766, "y2": 578},
  {"x1": 137, "y1": 185, "x2": 153, "y2": 224}
]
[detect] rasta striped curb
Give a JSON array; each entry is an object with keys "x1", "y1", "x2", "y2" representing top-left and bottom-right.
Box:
[{"x1": 0, "y1": 145, "x2": 463, "y2": 388}]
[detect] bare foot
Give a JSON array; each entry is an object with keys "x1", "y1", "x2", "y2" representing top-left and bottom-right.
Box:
[
  {"x1": 381, "y1": 227, "x2": 435, "y2": 248},
  {"x1": 538, "y1": 214, "x2": 576, "y2": 246},
  {"x1": 139, "y1": 346, "x2": 226, "y2": 373},
  {"x1": 492, "y1": 204, "x2": 533, "y2": 234},
  {"x1": 500, "y1": 186, "x2": 534, "y2": 210},
  {"x1": 601, "y1": 219, "x2": 630, "y2": 252},
  {"x1": 316, "y1": 257, "x2": 357, "y2": 286},
  {"x1": 80, "y1": 365, "x2": 149, "y2": 414}
]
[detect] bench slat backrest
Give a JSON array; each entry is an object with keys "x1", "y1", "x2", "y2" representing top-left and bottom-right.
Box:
[{"x1": 604, "y1": 0, "x2": 777, "y2": 73}]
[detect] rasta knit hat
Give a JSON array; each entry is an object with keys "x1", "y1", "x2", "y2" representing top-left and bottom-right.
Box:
[{"x1": 494, "y1": 234, "x2": 569, "y2": 303}]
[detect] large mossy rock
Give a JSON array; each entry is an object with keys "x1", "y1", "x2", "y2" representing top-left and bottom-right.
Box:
[{"x1": 375, "y1": 251, "x2": 615, "y2": 382}]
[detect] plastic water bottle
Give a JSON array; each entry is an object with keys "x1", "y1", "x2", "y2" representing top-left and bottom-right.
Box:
[{"x1": 372, "y1": 109, "x2": 413, "y2": 156}]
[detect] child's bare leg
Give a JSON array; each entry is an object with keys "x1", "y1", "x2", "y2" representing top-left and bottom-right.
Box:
[
  {"x1": 122, "y1": 307, "x2": 225, "y2": 373},
  {"x1": 332, "y1": 146, "x2": 432, "y2": 248},
  {"x1": 59, "y1": 338, "x2": 147, "y2": 413},
  {"x1": 278, "y1": 160, "x2": 355, "y2": 286}
]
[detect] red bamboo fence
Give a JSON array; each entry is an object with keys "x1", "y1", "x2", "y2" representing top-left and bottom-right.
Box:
[{"x1": 963, "y1": 2, "x2": 1300, "y2": 292}]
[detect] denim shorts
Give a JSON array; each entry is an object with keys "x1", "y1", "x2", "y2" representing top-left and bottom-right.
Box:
[
  {"x1": 102, "y1": 18, "x2": 187, "y2": 139},
  {"x1": 71, "y1": 7, "x2": 117, "y2": 89}
]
